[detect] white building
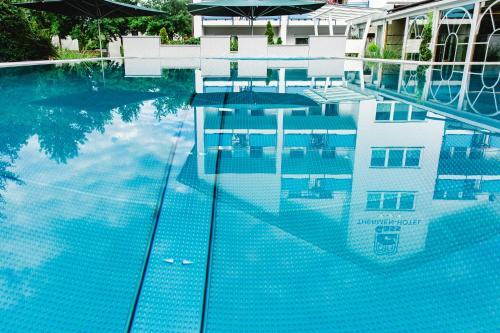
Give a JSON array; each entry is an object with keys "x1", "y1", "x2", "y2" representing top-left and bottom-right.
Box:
[{"x1": 191, "y1": 0, "x2": 422, "y2": 45}]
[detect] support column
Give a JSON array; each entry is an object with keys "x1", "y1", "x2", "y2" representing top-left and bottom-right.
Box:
[
  {"x1": 380, "y1": 20, "x2": 388, "y2": 53},
  {"x1": 458, "y1": 2, "x2": 481, "y2": 110},
  {"x1": 423, "y1": 8, "x2": 441, "y2": 100},
  {"x1": 196, "y1": 107, "x2": 205, "y2": 177},
  {"x1": 193, "y1": 16, "x2": 203, "y2": 38},
  {"x1": 401, "y1": 16, "x2": 410, "y2": 61},
  {"x1": 278, "y1": 68, "x2": 286, "y2": 93},
  {"x1": 314, "y1": 18, "x2": 319, "y2": 36},
  {"x1": 280, "y1": 15, "x2": 288, "y2": 45},
  {"x1": 328, "y1": 14, "x2": 333, "y2": 36},
  {"x1": 360, "y1": 18, "x2": 372, "y2": 58},
  {"x1": 195, "y1": 69, "x2": 203, "y2": 93},
  {"x1": 397, "y1": 17, "x2": 410, "y2": 93},
  {"x1": 429, "y1": 8, "x2": 440, "y2": 57},
  {"x1": 276, "y1": 109, "x2": 284, "y2": 176},
  {"x1": 192, "y1": 0, "x2": 203, "y2": 37}
]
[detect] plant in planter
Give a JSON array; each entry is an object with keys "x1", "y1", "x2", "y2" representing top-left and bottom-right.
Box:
[
  {"x1": 366, "y1": 42, "x2": 381, "y2": 58},
  {"x1": 265, "y1": 21, "x2": 274, "y2": 45},
  {"x1": 159, "y1": 27, "x2": 168, "y2": 44},
  {"x1": 230, "y1": 36, "x2": 238, "y2": 51}
]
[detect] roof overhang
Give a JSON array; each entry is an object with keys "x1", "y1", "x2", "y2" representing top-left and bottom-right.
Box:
[{"x1": 307, "y1": 4, "x2": 385, "y2": 23}]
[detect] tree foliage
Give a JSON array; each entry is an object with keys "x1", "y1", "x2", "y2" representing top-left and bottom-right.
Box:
[
  {"x1": 12, "y1": 0, "x2": 193, "y2": 54},
  {"x1": 159, "y1": 27, "x2": 169, "y2": 44},
  {"x1": 0, "y1": 0, "x2": 56, "y2": 62},
  {"x1": 265, "y1": 21, "x2": 274, "y2": 45}
]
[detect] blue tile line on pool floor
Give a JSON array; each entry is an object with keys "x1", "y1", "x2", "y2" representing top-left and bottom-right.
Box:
[
  {"x1": 126, "y1": 113, "x2": 188, "y2": 332},
  {"x1": 128, "y1": 111, "x2": 224, "y2": 333},
  {"x1": 199, "y1": 112, "x2": 226, "y2": 333}
]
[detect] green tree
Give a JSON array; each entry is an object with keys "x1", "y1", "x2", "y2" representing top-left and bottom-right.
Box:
[
  {"x1": 130, "y1": 0, "x2": 192, "y2": 38},
  {"x1": 0, "y1": 0, "x2": 56, "y2": 61},
  {"x1": 159, "y1": 27, "x2": 168, "y2": 44},
  {"x1": 265, "y1": 21, "x2": 274, "y2": 45}
]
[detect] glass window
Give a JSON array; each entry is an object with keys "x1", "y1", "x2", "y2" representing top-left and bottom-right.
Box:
[
  {"x1": 388, "y1": 149, "x2": 404, "y2": 167},
  {"x1": 290, "y1": 149, "x2": 305, "y2": 158},
  {"x1": 371, "y1": 149, "x2": 386, "y2": 167},
  {"x1": 411, "y1": 108, "x2": 427, "y2": 120},
  {"x1": 399, "y1": 193, "x2": 415, "y2": 210},
  {"x1": 250, "y1": 147, "x2": 263, "y2": 158},
  {"x1": 292, "y1": 110, "x2": 306, "y2": 116},
  {"x1": 453, "y1": 147, "x2": 468, "y2": 159},
  {"x1": 375, "y1": 103, "x2": 391, "y2": 121},
  {"x1": 405, "y1": 149, "x2": 421, "y2": 167},
  {"x1": 325, "y1": 103, "x2": 339, "y2": 116},
  {"x1": 366, "y1": 193, "x2": 381, "y2": 210},
  {"x1": 295, "y1": 37, "x2": 309, "y2": 45},
  {"x1": 383, "y1": 193, "x2": 398, "y2": 210},
  {"x1": 393, "y1": 104, "x2": 409, "y2": 121}
]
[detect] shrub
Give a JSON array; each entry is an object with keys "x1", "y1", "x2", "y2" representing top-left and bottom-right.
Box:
[
  {"x1": 366, "y1": 42, "x2": 380, "y2": 58},
  {"x1": 383, "y1": 47, "x2": 401, "y2": 60},
  {"x1": 183, "y1": 37, "x2": 200, "y2": 45},
  {"x1": 0, "y1": 1, "x2": 56, "y2": 62},
  {"x1": 230, "y1": 36, "x2": 238, "y2": 51},
  {"x1": 166, "y1": 37, "x2": 200, "y2": 45},
  {"x1": 276, "y1": 37, "x2": 283, "y2": 45},
  {"x1": 265, "y1": 21, "x2": 274, "y2": 45},
  {"x1": 159, "y1": 27, "x2": 168, "y2": 44},
  {"x1": 56, "y1": 49, "x2": 99, "y2": 60}
]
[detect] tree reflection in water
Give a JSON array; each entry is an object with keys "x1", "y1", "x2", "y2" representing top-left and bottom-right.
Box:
[{"x1": 0, "y1": 60, "x2": 195, "y2": 218}]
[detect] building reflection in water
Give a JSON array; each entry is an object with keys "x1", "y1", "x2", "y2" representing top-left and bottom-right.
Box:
[{"x1": 171, "y1": 59, "x2": 500, "y2": 271}]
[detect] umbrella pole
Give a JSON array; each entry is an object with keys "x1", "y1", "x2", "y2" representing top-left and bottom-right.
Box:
[
  {"x1": 98, "y1": 18, "x2": 103, "y2": 59},
  {"x1": 251, "y1": 19, "x2": 254, "y2": 35}
]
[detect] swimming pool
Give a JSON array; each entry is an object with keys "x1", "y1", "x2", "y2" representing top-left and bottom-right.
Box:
[{"x1": 0, "y1": 59, "x2": 499, "y2": 332}]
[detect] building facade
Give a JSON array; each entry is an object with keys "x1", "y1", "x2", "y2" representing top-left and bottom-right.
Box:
[{"x1": 191, "y1": 0, "x2": 422, "y2": 45}]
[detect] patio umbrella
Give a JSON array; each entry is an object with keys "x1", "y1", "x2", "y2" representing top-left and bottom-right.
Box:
[
  {"x1": 190, "y1": 91, "x2": 318, "y2": 109},
  {"x1": 188, "y1": 0, "x2": 325, "y2": 34},
  {"x1": 15, "y1": 0, "x2": 165, "y2": 57}
]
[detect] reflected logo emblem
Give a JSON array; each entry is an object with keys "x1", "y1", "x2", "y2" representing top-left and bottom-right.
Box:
[{"x1": 374, "y1": 226, "x2": 400, "y2": 256}]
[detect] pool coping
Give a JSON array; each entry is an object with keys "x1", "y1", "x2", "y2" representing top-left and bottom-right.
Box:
[{"x1": 2, "y1": 56, "x2": 500, "y2": 68}]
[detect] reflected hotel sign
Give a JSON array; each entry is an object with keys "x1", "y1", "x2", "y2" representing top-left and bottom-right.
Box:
[
  {"x1": 357, "y1": 218, "x2": 421, "y2": 226},
  {"x1": 374, "y1": 226, "x2": 400, "y2": 256},
  {"x1": 357, "y1": 219, "x2": 422, "y2": 256}
]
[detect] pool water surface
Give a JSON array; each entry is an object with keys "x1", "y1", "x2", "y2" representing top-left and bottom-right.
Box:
[{"x1": 0, "y1": 60, "x2": 499, "y2": 332}]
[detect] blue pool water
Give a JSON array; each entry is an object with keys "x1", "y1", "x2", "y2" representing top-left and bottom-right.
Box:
[{"x1": 0, "y1": 59, "x2": 499, "y2": 332}]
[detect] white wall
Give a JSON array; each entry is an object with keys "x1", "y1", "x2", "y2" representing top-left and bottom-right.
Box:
[
  {"x1": 200, "y1": 36, "x2": 231, "y2": 57},
  {"x1": 108, "y1": 38, "x2": 122, "y2": 57},
  {"x1": 345, "y1": 39, "x2": 366, "y2": 55},
  {"x1": 122, "y1": 35, "x2": 348, "y2": 59},
  {"x1": 238, "y1": 60, "x2": 268, "y2": 77},
  {"x1": 51, "y1": 36, "x2": 79, "y2": 51},
  {"x1": 308, "y1": 59, "x2": 345, "y2": 77},
  {"x1": 159, "y1": 45, "x2": 200, "y2": 58},
  {"x1": 268, "y1": 45, "x2": 309, "y2": 58},
  {"x1": 122, "y1": 36, "x2": 160, "y2": 57},
  {"x1": 309, "y1": 36, "x2": 347, "y2": 58},
  {"x1": 238, "y1": 36, "x2": 267, "y2": 57},
  {"x1": 348, "y1": 99, "x2": 446, "y2": 264},
  {"x1": 124, "y1": 58, "x2": 162, "y2": 77}
]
